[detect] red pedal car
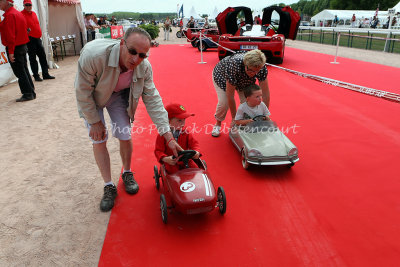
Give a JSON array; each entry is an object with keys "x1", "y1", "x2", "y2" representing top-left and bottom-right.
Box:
[
  {"x1": 153, "y1": 150, "x2": 227, "y2": 224},
  {"x1": 216, "y1": 6, "x2": 300, "y2": 64}
]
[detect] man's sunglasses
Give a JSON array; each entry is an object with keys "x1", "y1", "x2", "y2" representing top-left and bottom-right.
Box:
[
  {"x1": 24, "y1": 4, "x2": 32, "y2": 6},
  {"x1": 124, "y1": 40, "x2": 148, "y2": 59}
]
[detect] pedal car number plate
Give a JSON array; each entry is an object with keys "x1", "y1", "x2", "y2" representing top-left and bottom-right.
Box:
[{"x1": 240, "y1": 45, "x2": 258, "y2": 50}]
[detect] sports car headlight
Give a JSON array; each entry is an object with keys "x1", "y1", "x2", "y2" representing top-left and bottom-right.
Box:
[
  {"x1": 248, "y1": 149, "x2": 262, "y2": 157},
  {"x1": 288, "y1": 148, "x2": 298, "y2": 157}
]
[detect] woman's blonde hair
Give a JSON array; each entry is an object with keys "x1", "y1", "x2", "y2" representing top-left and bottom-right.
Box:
[{"x1": 243, "y1": 49, "x2": 266, "y2": 68}]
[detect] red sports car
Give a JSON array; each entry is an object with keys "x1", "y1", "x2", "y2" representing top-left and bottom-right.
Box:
[{"x1": 216, "y1": 6, "x2": 300, "y2": 64}]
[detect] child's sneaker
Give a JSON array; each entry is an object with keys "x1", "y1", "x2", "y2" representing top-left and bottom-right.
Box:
[{"x1": 211, "y1": 125, "x2": 221, "y2": 137}]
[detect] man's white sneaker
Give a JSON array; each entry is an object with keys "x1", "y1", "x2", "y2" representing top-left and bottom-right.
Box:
[{"x1": 211, "y1": 125, "x2": 221, "y2": 137}]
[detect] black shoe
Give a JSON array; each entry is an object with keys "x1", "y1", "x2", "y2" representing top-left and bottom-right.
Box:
[
  {"x1": 16, "y1": 95, "x2": 35, "y2": 102},
  {"x1": 121, "y1": 172, "x2": 139, "y2": 194},
  {"x1": 100, "y1": 184, "x2": 117, "y2": 212},
  {"x1": 43, "y1": 74, "x2": 55, "y2": 80},
  {"x1": 33, "y1": 75, "x2": 43, "y2": 82}
]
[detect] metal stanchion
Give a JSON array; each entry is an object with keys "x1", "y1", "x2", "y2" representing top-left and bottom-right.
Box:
[
  {"x1": 198, "y1": 31, "x2": 206, "y2": 64},
  {"x1": 330, "y1": 32, "x2": 341, "y2": 64}
]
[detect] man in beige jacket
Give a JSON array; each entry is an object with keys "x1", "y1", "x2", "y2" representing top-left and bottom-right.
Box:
[{"x1": 75, "y1": 27, "x2": 180, "y2": 212}]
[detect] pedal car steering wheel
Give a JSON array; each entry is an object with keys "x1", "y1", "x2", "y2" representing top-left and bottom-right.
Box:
[
  {"x1": 175, "y1": 150, "x2": 197, "y2": 168},
  {"x1": 253, "y1": 115, "x2": 267, "y2": 122}
]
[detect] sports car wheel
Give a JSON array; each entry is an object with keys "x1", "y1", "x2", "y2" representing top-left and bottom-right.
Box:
[
  {"x1": 217, "y1": 187, "x2": 226, "y2": 214},
  {"x1": 274, "y1": 57, "x2": 284, "y2": 64},
  {"x1": 241, "y1": 149, "x2": 249, "y2": 169},
  {"x1": 198, "y1": 41, "x2": 207, "y2": 52},
  {"x1": 160, "y1": 194, "x2": 168, "y2": 224},
  {"x1": 154, "y1": 165, "x2": 160, "y2": 190}
]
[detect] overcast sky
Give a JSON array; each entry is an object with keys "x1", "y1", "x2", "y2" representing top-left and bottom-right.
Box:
[{"x1": 81, "y1": 0, "x2": 299, "y2": 16}]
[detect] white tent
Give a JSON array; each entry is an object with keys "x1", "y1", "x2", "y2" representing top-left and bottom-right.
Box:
[
  {"x1": 187, "y1": 6, "x2": 202, "y2": 19},
  {"x1": 393, "y1": 1, "x2": 400, "y2": 11},
  {"x1": 211, "y1": 6, "x2": 219, "y2": 20},
  {"x1": 48, "y1": 0, "x2": 86, "y2": 56},
  {"x1": 311, "y1": 9, "x2": 388, "y2": 27},
  {"x1": 0, "y1": 0, "x2": 85, "y2": 87}
]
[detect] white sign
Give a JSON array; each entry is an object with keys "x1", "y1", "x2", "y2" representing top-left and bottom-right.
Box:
[{"x1": 388, "y1": 9, "x2": 395, "y2": 15}]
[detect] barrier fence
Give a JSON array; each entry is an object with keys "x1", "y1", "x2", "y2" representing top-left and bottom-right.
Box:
[{"x1": 297, "y1": 27, "x2": 400, "y2": 53}]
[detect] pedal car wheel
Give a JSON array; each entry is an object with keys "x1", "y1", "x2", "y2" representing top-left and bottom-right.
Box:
[
  {"x1": 191, "y1": 38, "x2": 198, "y2": 47},
  {"x1": 197, "y1": 41, "x2": 207, "y2": 52},
  {"x1": 160, "y1": 194, "x2": 168, "y2": 224},
  {"x1": 176, "y1": 31, "x2": 182, "y2": 38},
  {"x1": 153, "y1": 165, "x2": 160, "y2": 190},
  {"x1": 241, "y1": 149, "x2": 249, "y2": 169},
  {"x1": 217, "y1": 187, "x2": 226, "y2": 214}
]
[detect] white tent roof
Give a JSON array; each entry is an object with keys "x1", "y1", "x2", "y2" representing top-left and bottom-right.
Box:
[
  {"x1": 311, "y1": 9, "x2": 388, "y2": 22},
  {"x1": 393, "y1": 1, "x2": 400, "y2": 11},
  {"x1": 187, "y1": 6, "x2": 202, "y2": 19},
  {"x1": 211, "y1": 6, "x2": 219, "y2": 20}
]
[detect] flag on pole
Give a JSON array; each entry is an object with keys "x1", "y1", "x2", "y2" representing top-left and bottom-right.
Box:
[{"x1": 178, "y1": 4, "x2": 184, "y2": 18}]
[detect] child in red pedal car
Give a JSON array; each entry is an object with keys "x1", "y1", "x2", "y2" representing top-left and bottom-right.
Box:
[{"x1": 154, "y1": 103, "x2": 200, "y2": 174}]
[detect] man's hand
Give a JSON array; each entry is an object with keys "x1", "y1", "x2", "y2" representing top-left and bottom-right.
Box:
[
  {"x1": 168, "y1": 139, "x2": 183, "y2": 157},
  {"x1": 163, "y1": 132, "x2": 183, "y2": 157},
  {"x1": 89, "y1": 121, "x2": 106, "y2": 141},
  {"x1": 9, "y1": 54, "x2": 15, "y2": 63}
]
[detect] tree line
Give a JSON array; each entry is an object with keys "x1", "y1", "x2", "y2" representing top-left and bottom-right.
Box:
[
  {"x1": 94, "y1": 0, "x2": 399, "y2": 21},
  {"x1": 290, "y1": 0, "x2": 398, "y2": 18},
  {"x1": 94, "y1": 12, "x2": 177, "y2": 21}
]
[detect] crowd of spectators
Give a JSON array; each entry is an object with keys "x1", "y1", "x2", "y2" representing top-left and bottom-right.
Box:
[{"x1": 84, "y1": 13, "x2": 118, "y2": 41}]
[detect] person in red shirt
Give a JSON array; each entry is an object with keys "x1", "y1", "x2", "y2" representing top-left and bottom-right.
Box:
[
  {"x1": 0, "y1": 0, "x2": 36, "y2": 102},
  {"x1": 21, "y1": 0, "x2": 54, "y2": 81},
  {"x1": 155, "y1": 103, "x2": 200, "y2": 174}
]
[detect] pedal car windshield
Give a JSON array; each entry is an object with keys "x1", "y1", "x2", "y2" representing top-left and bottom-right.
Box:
[{"x1": 239, "y1": 120, "x2": 278, "y2": 133}]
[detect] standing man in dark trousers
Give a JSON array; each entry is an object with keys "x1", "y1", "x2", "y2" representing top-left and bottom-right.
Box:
[
  {"x1": 0, "y1": 0, "x2": 36, "y2": 102},
  {"x1": 21, "y1": 0, "x2": 54, "y2": 82}
]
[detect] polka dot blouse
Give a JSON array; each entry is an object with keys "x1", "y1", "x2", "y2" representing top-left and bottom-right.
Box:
[{"x1": 213, "y1": 52, "x2": 268, "y2": 91}]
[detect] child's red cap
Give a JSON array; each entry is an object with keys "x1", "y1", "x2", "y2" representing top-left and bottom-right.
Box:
[{"x1": 165, "y1": 103, "x2": 194, "y2": 119}]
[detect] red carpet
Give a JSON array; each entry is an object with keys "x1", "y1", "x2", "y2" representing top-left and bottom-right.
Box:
[{"x1": 99, "y1": 44, "x2": 400, "y2": 266}]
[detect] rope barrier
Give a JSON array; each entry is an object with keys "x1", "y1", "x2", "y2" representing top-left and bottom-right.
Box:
[
  {"x1": 265, "y1": 63, "x2": 400, "y2": 104},
  {"x1": 181, "y1": 28, "x2": 400, "y2": 104}
]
